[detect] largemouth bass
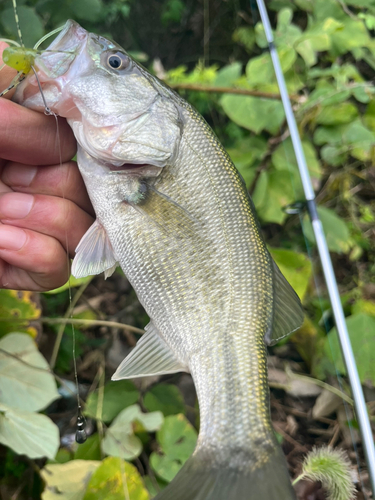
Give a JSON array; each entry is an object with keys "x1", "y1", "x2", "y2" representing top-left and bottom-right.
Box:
[{"x1": 14, "y1": 21, "x2": 304, "y2": 499}]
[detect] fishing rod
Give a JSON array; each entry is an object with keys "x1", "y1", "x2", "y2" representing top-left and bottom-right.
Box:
[{"x1": 254, "y1": 0, "x2": 375, "y2": 495}]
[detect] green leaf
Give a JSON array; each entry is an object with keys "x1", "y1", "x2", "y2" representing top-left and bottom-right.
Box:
[
  {"x1": 1, "y1": 6, "x2": 44, "y2": 47},
  {"x1": 41, "y1": 460, "x2": 100, "y2": 500},
  {"x1": 232, "y1": 27, "x2": 255, "y2": 52},
  {"x1": 272, "y1": 138, "x2": 322, "y2": 183},
  {"x1": 85, "y1": 380, "x2": 139, "y2": 423},
  {"x1": 83, "y1": 457, "x2": 149, "y2": 500},
  {"x1": 0, "y1": 333, "x2": 60, "y2": 412},
  {"x1": 213, "y1": 62, "x2": 242, "y2": 87},
  {"x1": 150, "y1": 414, "x2": 197, "y2": 483},
  {"x1": 70, "y1": 0, "x2": 103, "y2": 22},
  {"x1": 246, "y1": 48, "x2": 296, "y2": 87},
  {"x1": 313, "y1": 125, "x2": 348, "y2": 146},
  {"x1": 303, "y1": 207, "x2": 350, "y2": 253},
  {"x1": 321, "y1": 145, "x2": 348, "y2": 166},
  {"x1": 296, "y1": 39, "x2": 317, "y2": 67},
  {"x1": 0, "y1": 290, "x2": 41, "y2": 339},
  {"x1": 342, "y1": 121, "x2": 375, "y2": 161},
  {"x1": 323, "y1": 314, "x2": 375, "y2": 384},
  {"x1": 269, "y1": 248, "x2": 312, "y2": 302},
  {"x1": 316, "y1": 102, "x2": 358, "y2": 126},
  {"x1": 254, "y1": 171, "x2": 296, "y2": 225},
  {"x1": 330, "y1": 19, "x2": 371, "y2": 55},
  {"x1": 226, "y1": 136, "x2": 268, "y2": 187},
  {"x1": 144, "y1": 384, "x2": 186, "y2": 416},
  {"x1": 74, "y1": 434, "x2": 102, "y2": 461},
  {"x1": 0, "y1": 403, "x2": 59, "y2": 459},
  {"x1": 101, "y1": 405, "x2": 163, "y2": 460},
  {"x1": 220, "y1": 94, "x2": 285, "y2": 134}
]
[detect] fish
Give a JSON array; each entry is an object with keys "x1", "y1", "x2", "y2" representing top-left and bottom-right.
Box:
[{"x1": 13, "y1": 20, "x2": 304, "y2": 500}]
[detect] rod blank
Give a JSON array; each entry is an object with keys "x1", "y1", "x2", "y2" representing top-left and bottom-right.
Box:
[{"x1": 254, "y1": 0, "x2": 375, "y2": 495}]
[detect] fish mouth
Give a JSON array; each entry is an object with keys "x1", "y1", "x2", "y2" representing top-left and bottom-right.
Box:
[{"x1": 107, "y1": 163, "x2": 162, "y2": 178}]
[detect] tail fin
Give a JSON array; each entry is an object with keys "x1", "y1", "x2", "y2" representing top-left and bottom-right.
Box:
[{"x1": 154, "y1": 446, "x2": 296, "y2": 500}]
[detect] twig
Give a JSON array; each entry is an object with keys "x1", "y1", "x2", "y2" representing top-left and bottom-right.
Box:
[
  {"x1": 0, "y1": 316, "x2": 144, "y2": 335},
  {"x1": 273, "y1": 422, "x2": 309, "y2": 453},
  {"x1": 50, "y1": 278, "x2": 92, "y2": 370},
  {"x1": 42, "y1": 317, "x2": 144, "y2": 335},
  {"x1": 169, "y1": 82, "x2": 300, "y2": 101}
]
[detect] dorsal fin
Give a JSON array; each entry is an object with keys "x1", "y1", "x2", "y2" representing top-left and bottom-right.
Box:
[
  {"x1": 264, "y1": 260, "x2": 304, "y2": 345},
  {"x1": 112, "y1": 322, "x2": 188, "y2": 380}
]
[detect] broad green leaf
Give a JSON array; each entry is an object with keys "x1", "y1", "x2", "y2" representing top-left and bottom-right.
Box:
[
  {"x1": 352, "y1": 300, "x2": 375, "y2": 317},
  {"x1": 226, "y1": 136, "x2": 268, "y2": 187},
  {"x1": 0, "y1": 333, "x2": 59, "y2": 412},
  {"x1": 313, "y1": 125, "x2": 348, "y2": 146},
  {"x1": 214, "y1": 62, "x2": 242, "y2": 87},
  {"x1": 220, "y1": 94, "x2": 285, "y2": 134},
  {"x1": 232, "y1": 27, "x2": 255, "y2": 52},
  {"x1": 321, "y1": 145, "x2": 348, "y2": 166},
  {"x1": 301, "y1": 85, "x2": 350, "y2": 112},
  {"x1": 342, "y1": 121, "x2": 375, "y2": 161},
  {"x1": 85, "y1": 380, "x2": 139, "y2": 423},
  {"x1": 303, "y1": 207, "x2": 350, "y2": 253},
  {"x1": 101, "y1": 405, "x2": 163, "y2": 460},
  {"x1": 272, "y1": 138, "x2": 322, "y2": 183},
  {"x1": 330, "y1": 19, "x2": 371, "y2": 55},
  {"x1": 269, "y1": 248, "x2": 312, "y2": 302},
  {"x1": 150, "y1": 414, "x2": 197, "y2": 483},
  {"x1": 0, "y1": 403, "x2": 59, "y2": 459},
  {"x1": 144, "y1": 384, "x2": 186, "y2": 416},
  {"x1": 83, "y1": 457, "x2": 149, "y2": 500},
  {"x1": 71, "y1": 0, "x2": 103, "y2": 22},
  {"x1": 1, "y1": 6, "x2": 44, "y2": 46},
  {"x1": 254, "y1": 171, "x2": 296, "y2": 224},
  {"x1": 0, "y1": 290, "x2": 41, "y2": 338},
  {"x1": 41, "y1": 460, "x2": 100, "y2": 500},
  {"x1": 74, "y1": 434, "x2": 102, "y2": 461},
  {"x1": 315, "y1": 102, "x2": 358, "y2": 126},
  {"x1": 296, "y1": 39, "x2": 317, "y2": 67},
  {"x1": 246, "y1": 47, "x2": 296, "y2": 87},
  {"x1": 323, "y1": 314, "x2": 375, "y2": 384},
  {"x1": 312, "y1": 0, "x2": 346, "y2": 22}
]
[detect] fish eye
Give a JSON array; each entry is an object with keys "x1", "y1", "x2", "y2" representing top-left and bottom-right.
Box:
[{"x1": 105, "y1": 52, "x2": 129, "y2": 71}]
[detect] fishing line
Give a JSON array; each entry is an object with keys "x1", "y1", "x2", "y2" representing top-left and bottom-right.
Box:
[
  {"x1": 6, "y1": 0, "x2": 87, "y2": 444},
  {"x1": 252, "y1": 0, "x2": 375, "y2": 495}
]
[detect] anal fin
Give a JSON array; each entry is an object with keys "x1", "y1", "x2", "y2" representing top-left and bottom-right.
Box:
[
  {"x1": 112, "y1": 322, "x2": 188, "y2": 380},
  {"x1": 72, "y1": 219, "x2": 119, "y2": 279},
  {"x1": 265, "y1": 260, "x2": 304, "y2": 346}
]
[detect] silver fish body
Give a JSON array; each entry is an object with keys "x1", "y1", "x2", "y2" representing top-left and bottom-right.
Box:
[{"x1": 15, "y1": 21, "x2": 304, "y2": 499}]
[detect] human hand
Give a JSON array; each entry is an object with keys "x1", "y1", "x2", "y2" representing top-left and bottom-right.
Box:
[{"x1": 0, "y1": 42, "x2": 94, "y2": 291}]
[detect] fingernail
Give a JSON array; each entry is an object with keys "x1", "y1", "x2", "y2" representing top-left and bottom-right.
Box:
[
  {"x1": 0, "y1": 193, "x2": 34, "y2": 219},
  {"x1": 2, "y1": 165, "x2": 37, "y2": 187},
  {"x1": 0, "y1": 225, "x2": 27, "y2": 250}
]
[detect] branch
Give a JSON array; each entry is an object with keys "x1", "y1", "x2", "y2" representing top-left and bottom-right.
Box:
[{"x1": 169, "y1": 82, "x2": 300, "y2": 101}]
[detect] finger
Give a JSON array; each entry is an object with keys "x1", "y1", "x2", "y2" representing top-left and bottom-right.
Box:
[
  {"x1": 0, "y1": 192, "x2": 94, "y2": 256},
  {"x1": 0, "y1": 98, "x2": 77, "y2": 165},
  {"x1": 0, "y1": 42, "x2": 17, "y2": 100},
  {"x1": 0, "y1": 224, "x2": 70, "y2": 291},
  {"x1": 2, "y1": 160, "x2": 94, "y2": 216}
]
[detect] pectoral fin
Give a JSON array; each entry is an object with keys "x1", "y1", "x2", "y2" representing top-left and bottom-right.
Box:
[
  {"x1": 264, "y1": 260, "x2": 304, "y2": 345},
  {"x1": 112, "y1": 322, "x2": 188, "y2": 380},
  {"x1": 135, "y1": 185, "x2": 198, "y2": 238},
  {"x1": 72, "y1": 219, "x2": 119, "y2": 279}
]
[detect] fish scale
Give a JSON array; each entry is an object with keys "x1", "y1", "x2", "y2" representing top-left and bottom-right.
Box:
[{"x1": 14, "y1": 20, "x2": 304, "y2": 499}]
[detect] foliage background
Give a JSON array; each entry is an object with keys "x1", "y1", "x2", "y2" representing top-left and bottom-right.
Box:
[{"x1": 0, "y1": 0, "x2": 374, "y2": 498}]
